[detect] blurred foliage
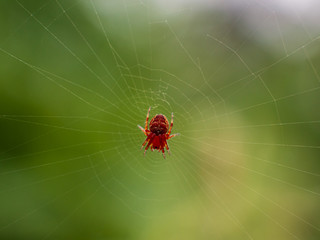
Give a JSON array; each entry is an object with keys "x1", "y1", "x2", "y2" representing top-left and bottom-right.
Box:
[{"x1": 1, "y1": 0, "x2": 320, "y2": 239}]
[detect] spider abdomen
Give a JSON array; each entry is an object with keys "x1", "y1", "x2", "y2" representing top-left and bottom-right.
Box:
[{"x1": 149, "y1": 114, "x2": 169, "y2": 135}]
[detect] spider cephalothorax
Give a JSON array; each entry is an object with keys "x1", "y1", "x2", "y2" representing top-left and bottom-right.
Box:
[{"x1": 138, "y1": 107, "x2": 178, "y2": 158}]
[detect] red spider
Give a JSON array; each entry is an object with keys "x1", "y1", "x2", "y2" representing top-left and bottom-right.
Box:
[{"x1": 138, "y1": 107, "x2": 178, "y2": 158}]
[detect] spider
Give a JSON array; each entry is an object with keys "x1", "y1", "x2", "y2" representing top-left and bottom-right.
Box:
[{"x1": 138, "y1": 107, "x2": 178, "y2": 158}]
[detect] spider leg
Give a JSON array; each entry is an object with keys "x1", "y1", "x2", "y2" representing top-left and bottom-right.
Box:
[
  {"x1": 138, "y1": 125, "x2": 151, "y2": 136},
  {"x1": 144, "y1": 107, "x2": 151, "y2": 131},
  {"x1": 161, "y1": 149, "x2": 166, "y2": 159},
  {"x1": 167, "y1": 112, "x2": 174, "y2": 135},
  {"x1": 141, "y1": 133, "x2": 154, "y2": 149},
  {"x1": 138, "y1": 125, "x2": 145, "y2": 133},
  {"x1": 168, "y1": 133, "x2": 179, "y2": 139},
  {"x1": 140, "y1": 137, "x2": 149, "y2": 149},
  {"x1": 165, "y1": 142, "x2": 170, "y2": 155},
  {"x1": 144, "y1": 142, "x2": 152, "y2": 155},
  {"x1": 143, "y1": 134, "x2": 155, "y2": 155}
]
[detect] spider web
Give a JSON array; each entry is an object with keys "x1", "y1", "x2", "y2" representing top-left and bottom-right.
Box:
[{"x1": 1, "y1": 0, "x2": 320, "y2": 239}]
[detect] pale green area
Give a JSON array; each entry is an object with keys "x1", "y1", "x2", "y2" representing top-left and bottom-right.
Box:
[{"x1": 1, "y1": 1, "x2": 320, "y2": 239}]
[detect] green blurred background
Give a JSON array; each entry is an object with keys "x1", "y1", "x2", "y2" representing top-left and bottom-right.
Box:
[{"x1": 1, "y1": 0, "x2": 320, "y2": 239}]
